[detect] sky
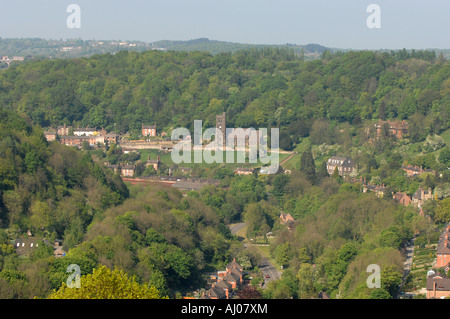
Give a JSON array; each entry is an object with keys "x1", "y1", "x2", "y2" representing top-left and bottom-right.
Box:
[{"x1": 0, "y1": 0, "x2": 449, "y2": 50}]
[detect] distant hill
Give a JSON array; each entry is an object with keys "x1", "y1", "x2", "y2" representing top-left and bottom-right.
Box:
[
  {"x1": 0, "y1": 37, "x2": 448, "y2": 66},
  {"x1": 150, "y1": 38, "x2": 332, "y2": 58},
  {"x1": 0, "y1": 37, "x2": 334, "y2": 61}
]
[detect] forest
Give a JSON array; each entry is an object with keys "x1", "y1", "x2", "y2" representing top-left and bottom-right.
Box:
[
  {"x1": 0, "y1": 47, "x2": 447, "y2": 139},
  {"x1": 0, "y1": 47, "x2": 449, "y2": 299}
]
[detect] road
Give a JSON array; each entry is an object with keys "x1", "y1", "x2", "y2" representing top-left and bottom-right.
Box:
[
  {"x1": 398, "y1": 237, "x2": 416, "y2": 298},
  {"x1": 229, "y1": 222, "x2": 282, "y2": 286}
]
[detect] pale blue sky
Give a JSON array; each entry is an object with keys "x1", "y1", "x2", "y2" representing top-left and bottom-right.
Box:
[{"x1": 0, "y1": 0, "x2": 449, "y2": 49}]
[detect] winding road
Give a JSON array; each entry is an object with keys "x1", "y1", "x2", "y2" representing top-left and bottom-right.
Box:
[{"x1": 229, "y1": 222, "x2": 282, "y2": 287}]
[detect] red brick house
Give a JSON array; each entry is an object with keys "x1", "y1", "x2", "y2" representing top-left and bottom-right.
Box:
[
  {"x1": 121, "y1": 164, "x2": 135, "y2": 177},
  {"x1": 375, "y1": 119, "x2": 408, "y2": 139},
  {"x1": 436, "y1": 225, "x2": 450, "y2": 269},
  {"x1": 427, "y1": 272, "x2": 450, "y2": 299},
  {"x1": 142, "y1": 123, "x2": 156, "y2": 137},
  {"x1": 203, "y1": 259, "x2": 244, "y2": 299},
  {"x1": 146, "y1": 155, "x2": 162, "y2": 171},
  {"x1": 44, "y1": 130, "x2": 57, "y2": 141},
  {"x1": 57, "y1": 124, "x2": 72, "y2": 136},
  {"x1": 401, "y1": 164, "x2": 435, "y2": 177},
  {"x1": 393, "y1": 192, "x2": 412, "y2": 207}
]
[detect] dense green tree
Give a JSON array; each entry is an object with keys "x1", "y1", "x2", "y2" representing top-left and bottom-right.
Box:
[{"x1": 299, "y1": 147, "x2": 316, "y2": 184}]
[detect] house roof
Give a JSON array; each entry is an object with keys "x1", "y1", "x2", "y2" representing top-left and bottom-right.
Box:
[
  {"x1": 230, "y1": 268, "x2": 243, "y2": 277},
  {"x1": 215, "y1": 280, "x2": 232, "y2": 290},
  {"x1": 207, "y1": 287, "x2": 226, "y2": 299},
  {"x1": 327, "y1": 156, "x2": 355, "y2": 167},
  {"x1": 427, "y1": 274, "x2": 450, "y2": 291},
  {"x1": 226, "y1": 259, "x2": 243, "y2": 271},
  {"x1": 223, "y1": 272, "x2": 240, "y2": 283},
  {"x1": 394, "y1": 192, "x2": 411, "y2": 202}
]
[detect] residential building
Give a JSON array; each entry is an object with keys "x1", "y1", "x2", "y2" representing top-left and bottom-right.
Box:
[
  {"x1": 204, "y1": 286, "x2": 227, "y2": 299},
  {"x1": 142, "y1": 123, "x2": 156, "y2": 137},
  {"x1": 57, "y1": 124, "x2": 72, "y2": 136},
  {"x1": 121, "y1": 164, "x2": 135, "y2": 177},
  {"x1": 105, "y1": 133, "x2": 119, "y2": 144},
  {"x1": 426, "y1": 272, "x2": 450, "y2": 299},
  {"x1": 412, "y1": 187, "x2": 433, "y2": 208},
  {"x1": 202, "y1": 259, "x2": 244, "y2": 299},
  {"x1": 326, "y1": 156, "x2": 356, "y2": 176},
  {"x1": 436, "y1": 225, "x2": 450, "y2": 269},
  {"x1": 393, "y1": 192, "x2": 412, "y2": 207},
  {"x1": 73, "y1": 127, "x2": 97, "y2": 136},
  {"x1": 375, "y1": 119, "x2": 408, "y2": 139},
  {"x1": 362, "y1": 182, "x2": 386, "y2": 198},
  {"x1": 401, "y1": 164, "x2": 435, "y2": 177},
  {"x1": 146, "y1": 155, "x2": 162, "y2": 171},
  {"x1": 44, "y1": 129, "x2": 57, "y2": 141},
  {"x1": 59, "y1": 135, "x2": 104, "y2": 147}
]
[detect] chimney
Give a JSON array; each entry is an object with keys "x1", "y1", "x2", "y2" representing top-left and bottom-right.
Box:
[{"x1": 434, "y1": 281, "x2": 437, "y2": 299}]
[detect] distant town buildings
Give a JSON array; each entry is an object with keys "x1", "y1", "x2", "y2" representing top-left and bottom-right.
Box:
[{"x1": 45, "y1": 125, "x2": 120, "y2": 148}]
